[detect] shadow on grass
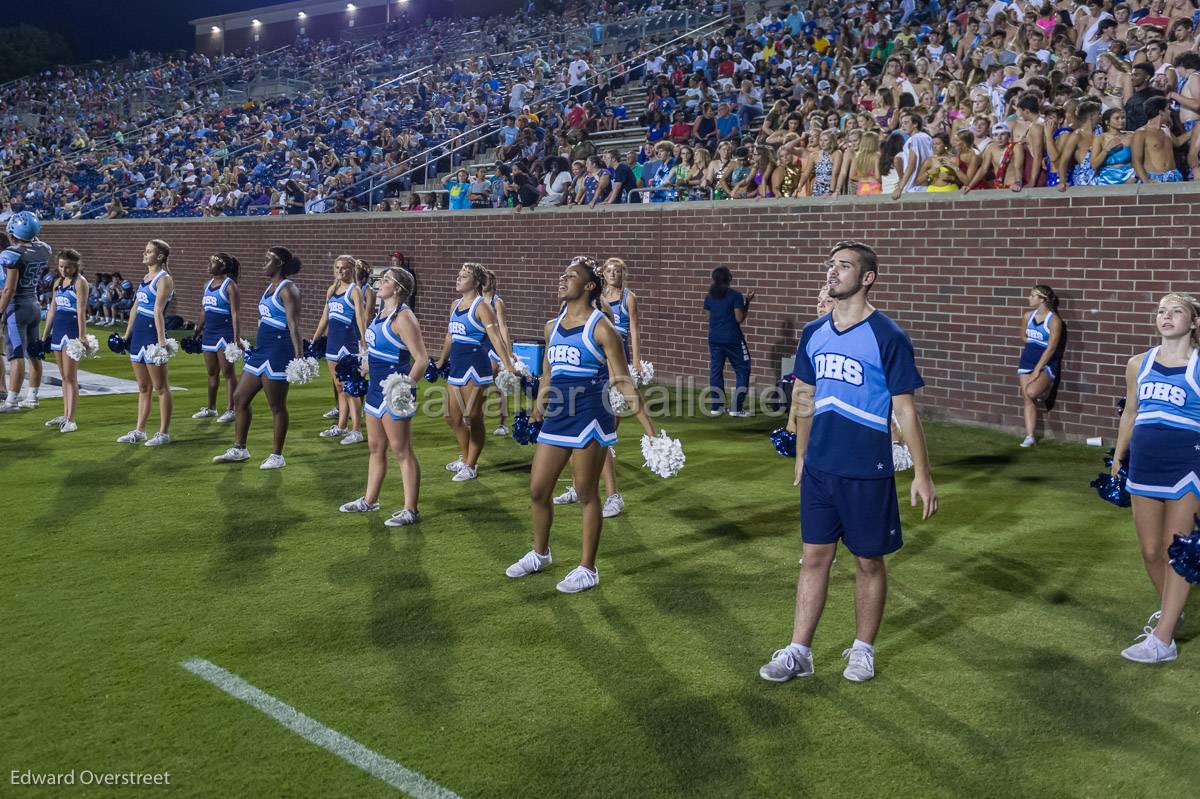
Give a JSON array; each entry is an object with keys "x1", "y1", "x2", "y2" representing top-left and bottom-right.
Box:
[{"x1": 208, "y1": 466, "x2": 294, "y2": 586}]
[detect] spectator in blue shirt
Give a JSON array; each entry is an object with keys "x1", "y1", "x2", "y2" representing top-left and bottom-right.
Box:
[
  {"x1": 703, "y1": 266, "x2": 754, "y2": 415},
  {"x1": 716, "y1": 103, "x2": 741, "y2": 142},
  {"x1": 442, "y1": 168, "x2": 472, "y2": 210}
]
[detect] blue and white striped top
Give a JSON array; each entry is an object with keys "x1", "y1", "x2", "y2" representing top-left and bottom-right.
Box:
[
  {"x1": 136, "y1": 271, "x2": 168, "y2": 318},
  {"x1": 547, "y1": 308, "x2": 608, "y2": 379},
  {"x1": 1135, "y1": 347, "x2": 1200, "y2": 432},
  {"x1": 257, "y1": 279, "x2": 293, "y2": 330},
  {"x1": 203, "y1": 277, "x2": 232, "y2": 316},
  {"x1": 448, "y1": 296, "x2": 487, "y2": 345}
]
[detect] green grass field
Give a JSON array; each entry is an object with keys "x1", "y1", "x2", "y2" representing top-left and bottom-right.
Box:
[{"x1": 2, "y1": 326, "x2": 1198, "y2": 798}]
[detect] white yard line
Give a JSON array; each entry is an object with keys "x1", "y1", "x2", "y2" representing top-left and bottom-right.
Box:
[{"x1": 181, "y1": 658, "x2": 462, "y2": 799}]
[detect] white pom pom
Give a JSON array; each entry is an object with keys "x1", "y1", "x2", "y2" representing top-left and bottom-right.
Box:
[
  {"x1": 224, "y1": 338, "x2": 249, "y2": 363},
  {"x1": 359, "y1": 350, "x2": 369, "y2": 370},
  {"x1": 65, "y1": 338, "x2": 87, "y2": 361},
  {"x1": 892, "y1": 442, "x2": 913, "y2": 472},
  {"x1": 84, "y1": 334, "x2": 99, "y2": 356},
  {"x1": 144, "y1": 343, "x2": 171, "y2": 365},
  {"x1": 494, "y1": 368, "x2": 520, "y2": 395},
  {"x1": 381, "y1": 372, "x2": 417, "y2": 417},
  {"x1": 164, "y1": 338, "x2": 180, "y2": 356},
  {"x1": 640, "y1": 430, "x2": 685, "y2": 478},
  {"x1": 608, "y1": 385, "x2": 628, "y2": 413},
  {"x1": 285, "y1": 357, "x2": 318, "y2": 384},
  {"x1": 305, "y1": 356, "x2": 320, "y2": 378},
  {"x1": 512, "y1": 358, "x2": 533, "y2": 379},
  {"x1": 637, "y1": 360, "x2": 655, "y2": 386}
]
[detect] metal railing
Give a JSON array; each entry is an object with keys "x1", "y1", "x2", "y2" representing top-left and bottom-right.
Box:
[{"x1": 627, "y1": 186, "x2": 714, "y2": 202}]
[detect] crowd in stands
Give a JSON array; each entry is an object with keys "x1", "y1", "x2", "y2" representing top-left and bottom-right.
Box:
[{"x1": 5, "y1": 0, "x2": 1200, "y2": 220}]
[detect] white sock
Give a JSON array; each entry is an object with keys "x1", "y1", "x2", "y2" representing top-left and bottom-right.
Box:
[
  {"x1": 3, "y1": 395, "x2": 16, "y2": 406},
  {"x1": 27, "y1": 387, "x2": 38, "y2": 399},
  {"x1": 852, "y1": 639, "x2": 875, "y2": 654},
  {"x1": 786, "y1": 642, "x2": 812, "y2": 658}
]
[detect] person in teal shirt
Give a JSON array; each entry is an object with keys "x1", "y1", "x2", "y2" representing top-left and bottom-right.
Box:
[{"x1": 442, "y1": 168, "x2": 472, "y2": 210}]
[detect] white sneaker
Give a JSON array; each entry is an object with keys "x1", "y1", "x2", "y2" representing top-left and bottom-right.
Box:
[
  {"x1": 117, "y1": 429, "x2": 147, "y2": 444},
  {"x1": 842, "y1": 646, "x2": 876, "y2": 682},
  {"x1": 1121, "y1": 631, "x2": 1178, "y2": 664},
  {"x1": 340, "y1": 430, "x2": 364, "y2": 445},
  {"x1": 319, "y1": 425, "x2": 345, "y2": 438},
  {"x1": 144, "y1": 432, "x2": 171, "y2": 447},
  {"x1": 18, "y1": 396, "x2": 39, "y2": 409},
  {"x1": 322, "y1": 407, "x2": 340, "y2": 419},
  {"x1": 0, "y1": 402, "x2": 21, "y2": 414},
  {"x1": 339, "y1": 496, "x2": 380, "y2": 513},
  {"x1": 493, "y1": 425, "x2": 509, "y2": 436},
  {"x1": 445, "y1": 458, "x2": 464, "y2": 472},
  {"x1": 452, "y1": 464, "x2": 478, "y2": 481},
  {"x1": 727, "y1": 409, "x2": 751, "y2": 417},
  {"x1": 192, "y1": 407, "x2": 217, "y2": 419},
  {"x1": 759, "y1": 646, "x2": 815, "y2": 682},
  {"x1": 556, "y1": 565, "x2": 599, "y2": 593},
  {"x1": 704, "y1": 408, "x2": 723, "y2": 417},
  {"x1": 213, "y1": 446, "x2": 250, "y2": 463},
  {"x1": 1020, "y1": 435, "x2": 1036, "y2": 448},
  {"x1": 260, "y1": 453, "x2": 286, "y2": 470},
  {"x1": 384, "y1": 509, "x2": 422, "y2": 527},
  {"x1": 45, "y1": 415, "x2": 66, "y2": 427},
  {"x1": 506, "y1": 549, "x2": 552, "y2": 578},
  {"x1": 602, "y1": 493, "x2": 624, "y2": 518},
  {"x1": 59, "y1": 420, "x2": 77, "y2": 433},
  {"x1": 553, "y1": 486, "x2": 579, "y2": 505},
  {"x1": 217, "y1": 409, "x2": 236, "y2": 423}
]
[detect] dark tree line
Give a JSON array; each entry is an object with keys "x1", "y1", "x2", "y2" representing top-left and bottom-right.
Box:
[{"x1": 0, "y1": 25, "x2": 74, "y2": 83}]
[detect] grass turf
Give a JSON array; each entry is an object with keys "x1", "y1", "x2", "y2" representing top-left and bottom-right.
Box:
[{"x1": 2, "y1": 325, "x2": 1198, "y2": 798}]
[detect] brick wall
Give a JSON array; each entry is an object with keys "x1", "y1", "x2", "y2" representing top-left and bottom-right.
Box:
[{"x1": 41, "y1": 183, "x2": 1200, "y2": 440}]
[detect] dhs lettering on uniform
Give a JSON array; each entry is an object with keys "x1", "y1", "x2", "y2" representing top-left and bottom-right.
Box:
[
  {"x1": 814, "y1": 352, "x2": 864, "y2": 385},
  {"x1": 449, "y1": 321, "x2": 467, "y2": 336},
  {"x1": 202, "y1": 294, "x2": 219, "y2": 309},
  {"x1": 55, "y1": 294, "x2": 73, "y2": 309},
  {"x1": 138, "y1": 290, "x2": 151, "y2": 306},
  {"x1": 1140, "y1": 381, "x2": 1188, "y2": 407},
  {"x1": 364, "y1": 329, "x2": 376, "y2": 347},
  {"x1": 329, "y1": 300, "x2": 345, "y2": 316},
  {"x1": 1027, "y1": 329, "x2": 1047, "y2": 343},
  {"x1": 258, "y1": 302, "x2": 271, "y2": 317},
  {"x1": 548, "y1": 344, "x2": 582, "y2": 366}
]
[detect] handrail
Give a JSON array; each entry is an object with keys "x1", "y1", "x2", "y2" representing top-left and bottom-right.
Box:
[{"x1": 627, "y1": 186, "x2": 714, "y2": 202}]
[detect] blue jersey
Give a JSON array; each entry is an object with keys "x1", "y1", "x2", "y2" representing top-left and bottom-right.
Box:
[
  {"x1": 202, "y1": 277, "x2": 233, "y2": 317},
  {"x1": 449, "y1": 296, "x2": 487, "y2": 345},
  {"x1": 607, "y1": 288, "x2": 630, "y2": 336},
  {"x1": 795, "y1": 310, "x2": 924, "y2": 479},
  {"x1": 1025, "y1": 310, "x2": 1055, "y2": 349},
  {"x1": 135, "y1": 271, "x2": 168, "y2": 318},
  {"x1": 547, "y1": 308, "x2": 608, "y2": 378},
  {"x1": 366, "y1": 306, "x2": 410, "y2": 362},
  {"x1": 1134, "y1": 347, "x2": 1200, "y2": 433},
  {"x1": 257, "y1": 279, "x2": 293, "y2": 330},
  {"x1": 54, "y1": 282, "x2": 78, "y2": 315},
  {"x1": 0, "y1": 241, "x2": 53, "y2": 300},
  {"x1": 328, "y1": 284, "x2": 357, "y2": 326},
  {"x1": 704, "y1": 289, "x2": 745, "y2": 344}
]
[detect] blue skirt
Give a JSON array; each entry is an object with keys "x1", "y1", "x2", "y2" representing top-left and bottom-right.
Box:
[
  {"x1": 1017, "y1": 343, "x2": 1059, "y2": 380},
  {"x1": 537, "y1": 375, "x2": 617, "y2": 449},
  {"x1": 202, "y1": 311, "x2": 234, "y2": 352},
  {"x1": 447, "y1": 340, "x2": 493, "y2": 385},
  {"x1": 365, "y1": 354, "x2": 415, "y2": 420},
  {"x1": 326, "y1": 318, "x2": 359, "y2": 361},
  {"x1": 129, "y1": 314, "x2": 158, "y2": 363},
  {"x1": 1128, "y1": 424, "x2": 1200, "y2": 500},
  {"x1": 50, "y1": 310, "x2": 78, "y2": 351},
  {"x1": 244, "y1": 324, "x2": 294, "y2": 381}
]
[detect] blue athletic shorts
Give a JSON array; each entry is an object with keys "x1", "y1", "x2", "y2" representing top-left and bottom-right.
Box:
[{"x1": 800, "y1": 463, "x2": 903, "y2": 557}]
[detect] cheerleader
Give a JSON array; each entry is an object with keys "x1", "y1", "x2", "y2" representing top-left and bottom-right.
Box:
[
  {"x1": 43, "y1": 249, "x2": 88, "y2": 432},
  {"x1": 481, "y1": 267, "x2": 513, "y2": 436},
  {"x1": 213, "y1": 246, "x2": 303, "y2": 469},
  {"x1": 1112, "y1": 293, "x2": 1200, "y2": 664},
  {"x1": 356, "y1": 258, "x2": 377, "y2": 320},
  {"x1": 192, "y1": 253, "x2": 241, "y2": 423},
  {"x1": 339, "y1": 267, "x2": 428, "y2": 524},
  {"x1": 117, "y1": 239, "x2": 174, "y2": 447},
  {"x1": 505, "y1": 256, "x2": 658, "y2": 593},
  {"x1": 311, "y1": 255, "x2": 367, "y2": 445},
  {"x1": 1016, "y1": 285, "x2": 1063, "y2": 447},
  {"x1": 436, "y1": 262, "x2": 516, "y2": 482}
]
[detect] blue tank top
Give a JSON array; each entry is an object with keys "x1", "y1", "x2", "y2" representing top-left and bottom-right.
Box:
[
  {"x1": 449, "y1": 296, "x2": 486, "y2": 345},
  {"x1": 54, "y1": 282, "x2": 78, "y2": 315},
  {"x1": 366, "y1": 305, "x2": 410, "y2": 362},
  {"x1": 607, "y1": 288, "x2": 630, "y2": 335},
  {"x1": 1134, "y1": 347, "x2": 1200, "y2": 432},
  {"x1": 328, "y1": 284, "x2": 357, "y2": 326},
  {"x1": 202, "y1": 277, "x2": 232, "y2": 317},
  {"x1": 1025, "y1": 310, "x2": 1054, "y2": 349},
  {"x1": 258, "y1": 279, "x2": 293, "y2": 330},
  {"x1": 136, "y1": 271, "x2": 167, "y2": 318},
  {"x1": 547, "y1": 308, "x2": 608, "y2": 378}
]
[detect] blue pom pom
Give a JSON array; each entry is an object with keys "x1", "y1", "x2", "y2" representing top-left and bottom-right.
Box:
[
  {"x1": 522, "y1": 374, "x2": 540, "y2": 399},
  {"x1": 770, "y1": 427, "x2": 796, "y2": 457},
  {"x1": 335, "y1": 354, "x2": 360, "y2": 381},
  {"x1": 1115, "y1": 397, "x2": 1126, "y2": 416},
  {"x1": 303, "y1": 336, "x2": 327, "y2": 360},
  {"x1": 424, "y1": 358, "x2": 440, "y2": 383},
  {"x1": 342, "y1": 376, "x2": 369, "y2": 398},
  {"x1": 181, "y1": 335, "x2": 203, "y2": 355},
  {"x1": 1089, "y1": 470, "x2": 1131, "y2": 507},
  {"x1": 1168, "y1": 523, "x2": 1200, "y2": 584},
  {"x1": 439, "y1": 360, "x2": 452, "y2": 379},
  {"x1": 107, "y1": 334, "x2": 128, "y2": 354},
  {"x1": 511, "y1": 411, "x2": 542, "y2": 445}
]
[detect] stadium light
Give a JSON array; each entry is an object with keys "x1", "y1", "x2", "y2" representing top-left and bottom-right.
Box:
[
  {"x1": 210, "y1": 26, "x2": 221, "y2": 33},
  {"x1": 298, "y1": 11, "x2": 307, "y2": 19},
  {"x1": 347, "y1": 3, "x2": 357, "y2": 9},
  {"x1": 251, "y1": 19, "x2": 261, "y2": 26}
]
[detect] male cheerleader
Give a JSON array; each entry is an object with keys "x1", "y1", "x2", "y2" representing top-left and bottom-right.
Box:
[{"x1": 760, "y1": 241, "x2": 938, "y2": 684}]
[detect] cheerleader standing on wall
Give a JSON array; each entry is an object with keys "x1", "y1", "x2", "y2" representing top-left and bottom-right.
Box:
[
  {"x1": 436, "y1": 262, "x2": 516, "y2": 482},
  {"x1": 481, "y1": 267, "x2": 514, "y2": 436},
  {"x1": 118, "y1": 239, "x2": 174, "y2": 447},
  {"x1": 312, "y1": 255, "x2": 367, "y2": 445},
  {"x1": 213, "y1": 246, "x2": 303, "y2": 470},
  {"x1": 506, "y1": 256, "x2": 658, "y2": 594},
  {"x1": 192, "y1": 253, "x2": 241, "y2": 423},
  {"x1": 1112, "y1": 293, "x2": 1200, "y2": 664},
  {"x1": 43, "y1": 249, "x2": 88, "y2": 433},
  {"x1": 1016, "y1": 285, "x2": 1063, "y2": 447},
  {"x1": 339, "y1": 267, "x2": 428, "y2": 525}
]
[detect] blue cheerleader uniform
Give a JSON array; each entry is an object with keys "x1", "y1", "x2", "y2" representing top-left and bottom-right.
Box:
[
  {"x1": 364, "y1": 307, "x2": 414, "y2": 420},
  {"x1": 201, "y1": 277, "x2": 234, "y2": 352},
  {"x1": 447, "y1": 295, "x2": 493, "y2": 386},
  {"x1": 49, "y1": 282, "x2": 79, "y2": 351},
  {"x1": 129, "y1": 271, "x2": 168, "y2": 363},
  {"x1": 485, "y1": 295, "x2": 502, "y2": 365},
  {"x1": 607, "y1": 288, "x2": 632, "y2": 362},
  {"x1": 536, "y1": 308, "x2": 617, "y2": 449},
  {"x1": 325, "y1": 284, "x2": 360, "y2": 361},
  {"x1": 244, "y1": 279, "x2": 295, "y2": 381},
  {"x1": 1017, "y1": 310, "x2": 1060, "y2": 380},
  {"x1": 1127, "y1": 347, "x2": 1200, "y2": 500}
]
